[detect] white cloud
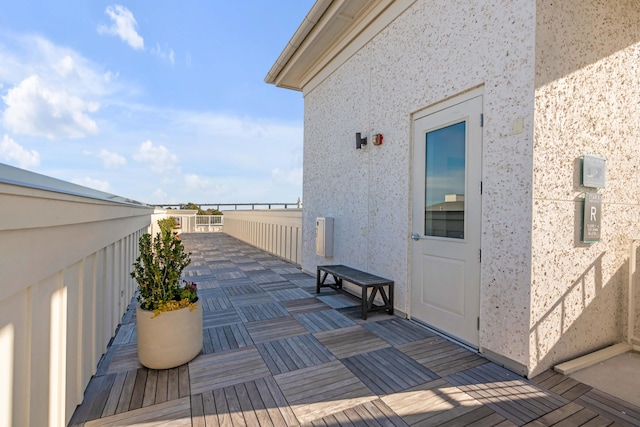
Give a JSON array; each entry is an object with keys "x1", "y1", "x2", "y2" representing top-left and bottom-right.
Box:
[
  {"x1": 0, "y1": 134, "x2": 40, "y2": 169},
  {"x1": 133, "y1": 140, "x2": 179, "y2": 173},
  {"x1": 98, "y1": 149, "x2": 127, "y2": 168},
  {"x1": 152, "y1": 188, "x2": 168, "y2": 201},
  {"x1": 97, "y1": 5, "x2": 144, "y2": 50},
  {"x1": 2, "y1": 75, "x2": 99, "y2": 139},
  {"x1": 71, "y1": 177, "x2": 111, "y2": 192},
  {"x1": 271, "y1": 167, "x2": 302, "y2": 186},
  {"x1": 184, "y1": 174, "x2": 228, "y2": 196},
  {"x1": 53, "y1": 55, "x2": 74, "y2": 77},
  {"x1": 151, "y1": 43, "x2": 175, "y2": 65}
]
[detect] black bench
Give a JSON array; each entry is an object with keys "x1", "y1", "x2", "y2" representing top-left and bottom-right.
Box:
[{"x1": 316, "y1": 264, "x2": 394, "y2": 320}]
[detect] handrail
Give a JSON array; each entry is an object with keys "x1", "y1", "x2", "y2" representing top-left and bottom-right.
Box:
[{"x1": 158, "y1": 202, "x2": 300, "y2": 210}]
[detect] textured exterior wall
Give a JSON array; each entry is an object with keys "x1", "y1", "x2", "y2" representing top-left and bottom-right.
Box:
[
  {"x1": 302, "y1": 0, "x2": 537, "y2": 369},
  {"x1": 531, "y1": 0, "x2": 640, "y2": 376}
]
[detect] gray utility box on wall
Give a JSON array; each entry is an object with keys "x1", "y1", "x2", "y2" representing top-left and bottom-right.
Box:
[{"x1": 315, "y1": 217, "x2": 334, "y2": 257}]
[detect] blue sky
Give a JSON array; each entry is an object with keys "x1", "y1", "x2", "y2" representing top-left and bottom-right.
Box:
[{"x1": 0, "y1": 1, "x2": 314, "y2": 204}]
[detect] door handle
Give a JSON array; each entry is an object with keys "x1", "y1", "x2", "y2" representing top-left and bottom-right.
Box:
[{"x1": 411, "y1": 233, "x2": 421, "y2": 241}]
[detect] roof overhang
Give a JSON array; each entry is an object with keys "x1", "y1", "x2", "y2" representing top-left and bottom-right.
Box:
[{"x1": 265, "y1": 0, "x2": 414, "y2": 92}]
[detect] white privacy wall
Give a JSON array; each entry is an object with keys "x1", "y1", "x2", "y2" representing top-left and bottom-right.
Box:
[
  {"x1": 0, "y1": 165, "x2": 153, "y2": 426},
  {"x1": 301, "y1": 0, "x2": 537, "y2": 371},
  {"x1": 530, "y1": 0, "x2": 640, "y2": 376}
]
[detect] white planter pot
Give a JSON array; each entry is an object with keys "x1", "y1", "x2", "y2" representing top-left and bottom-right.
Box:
[{"x1": 136, "y1": 299, "x2": 203, "y2": 370}]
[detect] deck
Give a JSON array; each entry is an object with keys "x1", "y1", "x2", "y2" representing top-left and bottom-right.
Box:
[{"x1": 69, "y1": 233, "x2": 640, "y2": 426}]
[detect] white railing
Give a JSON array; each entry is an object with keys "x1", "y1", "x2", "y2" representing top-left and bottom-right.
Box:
[
  {"x1": 0, "y1": 163, "x2": 154, "y2": 427},
  {"x1": 223, "y1": 209, "x2": 302, "y2": 266},
  {"x1": 163, "y1": 212, "x2": 224, "y2": 233}
]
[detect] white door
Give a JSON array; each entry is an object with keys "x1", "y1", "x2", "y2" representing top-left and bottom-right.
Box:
[{"x1": 411, "y1": 94, "x2": 482, "y2": 348}]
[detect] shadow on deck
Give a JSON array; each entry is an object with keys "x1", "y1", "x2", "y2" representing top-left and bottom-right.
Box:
[{"x1": 69, "y1": 233, "x2": 640, "y2": 426}]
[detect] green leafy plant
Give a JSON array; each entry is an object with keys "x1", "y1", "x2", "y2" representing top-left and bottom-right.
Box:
[
  {"x1": 130, "y1": 227, "x2": 196, "y2": 315},
  {"x1": 157, "y1": 217, "x2": 179, "y2": 233}
]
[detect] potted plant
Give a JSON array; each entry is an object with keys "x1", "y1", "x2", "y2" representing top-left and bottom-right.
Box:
[{"x1": 130, "y1": 224, "x2": 202, "y2": 369}]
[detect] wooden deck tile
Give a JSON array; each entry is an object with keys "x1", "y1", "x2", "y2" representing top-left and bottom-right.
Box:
[
  {"x1": 336, "y1": 305, "x2": 393, "y2": 323},
  {"x1": 343, "y1": 347, "x2": 438, "y2": 395},
  {"x1": 203, "y1": 322, "x2": 253, "y2": 354},
  {"x1": 202, "y1": 307, "x2": 241, "y2": 328},
  {"x1": 259, "y1": 281, "x2": 298, "y2": 292},
  {"x1": 362, "y1": 318, "x2": 435, "y2": 346},
  {"x1": 257, "y1": 334, "x2": 335, "y2": 374},
  {"x1": 112, "y1": 323, "x2": 136, "y2": 345},
  {"x1": 248, "y1": 272, "x2": 287, "y2": 284},
  {"x1": 438, "y1": 405, "x2": 508, "y2": 426},
  {"x1": 382, "y1": 377, "x2": 484, "y2": 425},
  {"x1": 189, "y1": 346, "x2": 271, "y2": 395},
  {"x1": 192, "y1": 377, "x2": 299, "y2": 426},
  {"x1": 223, "y1": 283, "x2": 263, "y2": 296},
  {"x1": 316, "y1": 292, "x2": 360, "y2": 309},
  {"x1": 70, "y1": 234, "x2": 640, "y2": 427},
  {"x1": 236, "y1": 302, "x2": 290, "y2": 322},
  {"x1": 447, "y1": 363, "x2": 567, "y2": 425},
  {"x1": 294, "y1": 309, "x2": 357, "y2": 333},
  {"x1": 576, "y1": 388, "x2": 640, "y2": 426},
  {"x1": 275, "y1": 360, "x2": 377, "y2": 424},
  {"x1": 397, "y1": 336, "x2": 488, "y2": 376},
  {"x1": 215, "y1": 270, "x2": 248, "y2": 280},
  {"x1": 281, "y1": 297, "x2": 330, "y2": 315},
  {"x1": 217, "y1": 277, "x2": 256, "y2": 287},
  {"x1": 245, "y1": 315, "x2": 308, "y2": 343},
  {"x1": 104, "y1": 343, "x2": 142, "y2": 374},
  {"x1": 85, "y1": 396, "x2": 192, "y2": 426},
  {"x1": 229, "y1": 292, "x2": 276, "y2": 307},
  {"x1": 269, "y1": 288, "x2": 313, "y2": 302},
  {"x1": 201, "y1": 289, "x2": 232, "y2": 311},
  {"x1": 314, "y1": 325, "x2": 390, "y2": 359},
  {"x1": 308, "y1": 398, "x2": 408, "y2": 427}
]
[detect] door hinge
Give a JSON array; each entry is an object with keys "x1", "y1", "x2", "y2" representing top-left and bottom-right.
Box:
[
  {"x1": 478, "y1": 249, "x2": 482, "y2": 263},
  {"x1": 477, "y1": 316, "x2": 480, "y2": 330},
  {"x1": 480, "y1": 113, "x2": 484, "y2": 127},
  {"x1": 479, "y1": 181, "x2": 483, "y2": 194}
]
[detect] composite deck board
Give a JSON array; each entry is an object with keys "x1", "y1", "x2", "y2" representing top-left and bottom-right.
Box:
[
  {"x1": 362, "y1": 318, "x2": 435, "y2": 345},
  {"x1": 189, "y1": 346, "x2": 271, "y2": 395},
  {"x1": 314, "y1": 325, "x2": 390, "y2": 359},
  {"x1": 281, "y1": 297, "x2": 330, "y2": 315},
  {"x1": 69, "y1": 233, "x2": 639, "y2": 427},
  {"x1": 294, "y1": 309, "x2": 357, "y2": 333},
  {"x1": 202, "y1": 307, "x2": 242, "y2": 328},
  {"x1": 269, "y1": 288, "x2": 312, "y2": 302},
  {"x1": 438, "y1": 405, "x2": 506, "y2": 427},
  {"x1": 316, "y1": 294, "x2": 360, "y2": 309},
  {"x1": 576, "y1": 389, "x2": 640, "y2": 426},
  {"x1": 258, "y1": 334, "x2": 335, "y2": 374},
  {"x1": 258, "y1": 281, "x2": 298, "y2": 291},
  {"x1": 446, "y1": 364, "x2": 567, "y2": 425},
  {"x1": 245, "y1": 316, "x2": 308, "y2": 343},
  {"x1": 236, "y1": 302, "x2": 289, "y2": 322},
  {"x1": 343, "y1": 347, "x2": 438, "y2": 395},
  {"x1": 84, "y1": 396, "x2": 192, "y2": 426},
  {"x1": 205, "y1": 322, "x2": 253, "y2": 354}
]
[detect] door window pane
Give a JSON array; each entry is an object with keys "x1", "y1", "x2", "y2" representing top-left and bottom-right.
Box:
[{"x1": 425, "y1": 121, "x2": 466, "y2": 238}]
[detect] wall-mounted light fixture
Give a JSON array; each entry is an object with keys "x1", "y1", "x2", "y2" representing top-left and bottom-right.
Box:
[{"x1": 356, "y1": 132, "x2": 367, "y2": 149}]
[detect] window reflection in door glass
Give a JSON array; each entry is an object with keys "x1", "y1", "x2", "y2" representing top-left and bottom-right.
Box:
[{"x1": 425, "y1": 121, "x2": 466, "y2": 238}]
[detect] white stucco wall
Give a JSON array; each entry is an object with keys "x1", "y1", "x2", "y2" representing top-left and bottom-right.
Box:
[
  {"x1": 530, "y1": 0, "x2": 640, "y2": 376},
  {"x1": 301, "y1": 0, "x2": 537, "y2": 372}
]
